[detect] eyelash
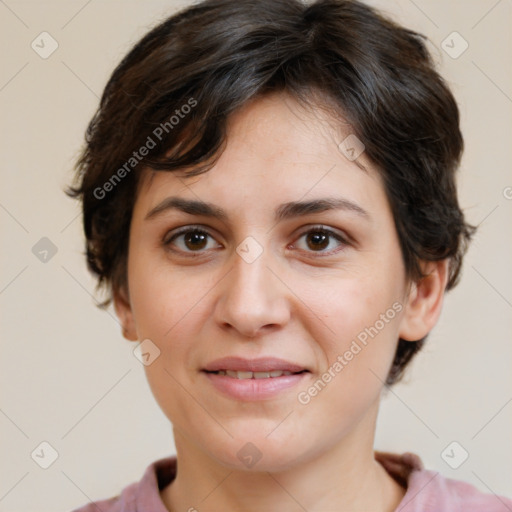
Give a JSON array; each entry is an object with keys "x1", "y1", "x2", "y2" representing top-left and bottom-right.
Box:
[{"x1": 162, "y1": 224, "x2": 349, "y2": 257}]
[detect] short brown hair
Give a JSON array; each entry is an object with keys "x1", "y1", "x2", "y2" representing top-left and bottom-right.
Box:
[{"x1": 66, "y1": 0, "x2": 475, "y2": 385}]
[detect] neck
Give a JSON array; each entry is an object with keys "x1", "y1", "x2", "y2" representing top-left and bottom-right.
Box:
[{"x1": 161, "y1": 405, "x2": 406, "y2": 512}]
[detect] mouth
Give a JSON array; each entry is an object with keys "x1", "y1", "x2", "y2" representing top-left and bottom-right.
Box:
[
  {"x1": 203, "y1": 369, "x2": 309, "y2": 379},
  {"x1": 201, "y1": 357, "x2": 311, "y2": 400},
  {"x1": 202, "y1": 356, "x2": 309, "y2": 374}
]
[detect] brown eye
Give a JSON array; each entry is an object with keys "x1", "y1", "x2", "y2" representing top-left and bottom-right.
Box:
[
  {"x1": 305, "y1": 231, "x2": 330, "y2": 251},
  {"x1": 164, "y1": 227, "x2": 219, "y2": 254},
  {"x1": 294, "y1": 226, "x2": 348, "y2": 255}
]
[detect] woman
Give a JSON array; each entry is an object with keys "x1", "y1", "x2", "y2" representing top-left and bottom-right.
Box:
[{"x1": 67, "y1": 0, "x2": 512, "y2": 510}]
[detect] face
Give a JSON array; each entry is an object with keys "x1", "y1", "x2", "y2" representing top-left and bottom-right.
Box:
[{"x1": 116, "y1": 91, "x2": 435, "y2": 472}]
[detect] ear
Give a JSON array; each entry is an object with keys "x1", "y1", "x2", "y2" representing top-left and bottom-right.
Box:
[
  {"x1": 113, "y1": 286, "x2": 138, "y2": 342},
  {"x1": 398, "y1": 259, "x2": 449, "y2": 341}
]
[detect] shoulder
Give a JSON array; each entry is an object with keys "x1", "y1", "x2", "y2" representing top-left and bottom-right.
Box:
[
  {"x1": 408, "y1": 468, "x2": 512, "y2": 511},
  {"x1": 70, "y1": 482, "x2": 138, "y2": 512},
  {"x1": 375, "y1": 451, "x2": 512, "y2": 512},
  {"x1": 69, "y1": 456, "x2": 177, "y2": 512}
]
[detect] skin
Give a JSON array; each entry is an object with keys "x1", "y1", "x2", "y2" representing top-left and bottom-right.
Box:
[{"x1": 114, "y1": 91, "x2": 448, "y2": 512}]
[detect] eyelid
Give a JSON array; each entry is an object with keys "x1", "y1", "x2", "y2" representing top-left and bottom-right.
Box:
[
  {"x1": 295, "y1": 224, "x2": 348, "y2": 240},
  {"x1": 163, "y1": 224, "x2": 212, "y2": 243}
]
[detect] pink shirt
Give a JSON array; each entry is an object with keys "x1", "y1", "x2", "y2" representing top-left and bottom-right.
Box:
[{"x1": 71, "y1": 451, "x2": 512, "y2": 511}]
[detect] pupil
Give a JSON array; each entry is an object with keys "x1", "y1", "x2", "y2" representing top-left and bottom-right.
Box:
[
  {"x1": 186, "y1": 232, "x2": 207, "y2": 250},
  {"x1": 308, "y1": 231, "x2": 328, "y2": 250}
]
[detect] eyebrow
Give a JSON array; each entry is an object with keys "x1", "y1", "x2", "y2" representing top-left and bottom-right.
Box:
[{"x1": 144, "y1": 196, "x2": 369, "y2": 222}]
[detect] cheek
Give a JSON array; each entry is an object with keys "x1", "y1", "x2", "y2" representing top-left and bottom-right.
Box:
[
  {"x1": 294, "y1": 299, "x2": 401, "y2": 441},
  {"x1": 127, "y1": 256, "x2": 211, "y2": 404},
  {"x1": 295, "y1": 273, "x2": 402, "y2": 404},
  {"x1": 304, "y1": 272, "x2": 402, "y2": 351},
  {"x1": 128, "y1": 250, "x2": 205, "y2": 340}
]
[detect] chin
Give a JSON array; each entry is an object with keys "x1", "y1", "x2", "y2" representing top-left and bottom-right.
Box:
[{"x1": 207, "y1": 435, "x2": 311, "y2": 473}]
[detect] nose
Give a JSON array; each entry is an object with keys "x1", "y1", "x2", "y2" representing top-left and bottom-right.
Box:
[{"x1": 214, "y1": 243, "x2": 291, "y2": 339}]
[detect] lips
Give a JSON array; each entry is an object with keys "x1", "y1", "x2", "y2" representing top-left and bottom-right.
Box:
[
  {"x1": 211, "y1": 369, "x2": 299, "y2": 379},
  {"x1": 202, "y1": 357, "x2": 310, "y2": 399},
  {"x1": 202, "y1": 356, "x2": 308, "y2": 375}
]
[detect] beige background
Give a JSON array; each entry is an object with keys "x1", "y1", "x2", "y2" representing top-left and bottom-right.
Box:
[{"x1": 0, "y1": 0, "x2": 511, "y2": 510}]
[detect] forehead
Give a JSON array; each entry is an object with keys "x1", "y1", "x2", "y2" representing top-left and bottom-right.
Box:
[{"x1": 136, "y1": 91, "x2": 383, "y2": 214}]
